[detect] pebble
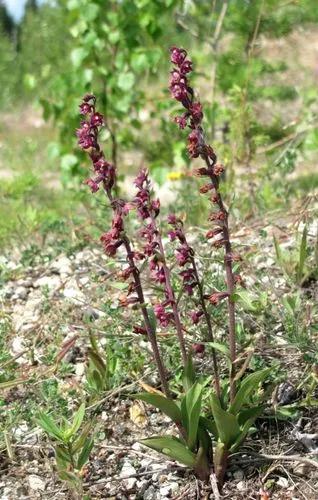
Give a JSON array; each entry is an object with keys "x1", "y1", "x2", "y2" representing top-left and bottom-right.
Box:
[
  {"x1": 75, "y1": 362, "x2": 85, "y2": 378},
  {"x1": 33, "y1": 275, "x2": 62, "y2": 292},
  {"x1": 237, "y1": 480, "x2": 245, "y2": 491},
  {"x1": 11, "y1": 291, "x2": 42, "y2": 333},
  {"x1": 120, "y1": 462, "x2": 137, "y2": 490},
  {"x1": 63, "y1": 278, "x2": 86, "y2": 304},
  {"x1": 277, "y1": 476, "x2": 289, "y2": 488},
  {"x1": 50, "y1": 255, "x2": 72, "y2": 277},
  {"x1": 28, "y1": 474, "x2": 45, "y2": 491},
  {"x1": 143, "y1": 485, "x2": 158, "y2": 500},
  {"x1": 11, "y1": 336, "x2": 26, "y2": 355},
  {"x1": 12, "y1": 285, "x2": 28, "y2": 300}
]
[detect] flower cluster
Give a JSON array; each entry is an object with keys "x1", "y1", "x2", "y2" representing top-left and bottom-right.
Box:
[
  {"x1": 167, "y1": 215, "x2": 205, "y2": 324},
  {"x1": 78, "y1": 95, "x2": 144, "y2": 310},
  {"x1": 77, "y1": 94, "x2": 115, "y2": 192},
  {"x1": 169, "y1": 47, "x2": 214, "y2": 161},
  {"x1": 133, "y1": 169, "x2": 173, "y2": 326},
  {"x1": 170, "y1": 47, "x2": 240, "y2": 401}
]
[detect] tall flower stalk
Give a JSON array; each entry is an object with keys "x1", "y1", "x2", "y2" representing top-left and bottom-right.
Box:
[
  {"x1": 167, "y1": 215, "x2": 221, "y2": 398},
  {"x1": 133, "y1": 169, "x2": 188, "y2": 365},
  {"x1": 169, "y1": 47, "x2": 237, "y2": 403},
  {"x1": 77, "y1": 95, "x2": 170, "y2": 398}
]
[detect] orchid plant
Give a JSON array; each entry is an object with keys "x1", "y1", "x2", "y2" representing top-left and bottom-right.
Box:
[{"x1": 76, "y1": 47, "x2": 270, "y2": 488}]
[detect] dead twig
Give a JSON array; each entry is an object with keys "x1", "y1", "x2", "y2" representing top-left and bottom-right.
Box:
[
  {"x1": 210, "y1": 472, "x2": 221, "y2": 499},
  {"x1": 247, "y1": 451, "x2": 318, "y2": 470}
]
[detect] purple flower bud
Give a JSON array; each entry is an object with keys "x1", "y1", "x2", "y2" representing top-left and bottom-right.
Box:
[
  {"x1": 85, "y1": 178, "x2": 99, "y2": 193},
  {"x1": 134, "y1": 168, "x2": 149, "y2": 189},
  {"x1": 90, "y1": 112, "x2": 104, "y2": 127},
  {"x1": 174, "y1": 114, "x2": 188, "y2": 129},
  {"x1": 175, "y1": 245, "x2": 191, "y2": 266},
  {"x1": 83, "y1": 93, "x2": 96, "y2": 103},
  {"x1": 154, "y1": 302, "x2": 173, "y2": 327},
  {"x1": 167, "y1": 214, "x2": 178, "y2": 225},
  {"x1": 79, "y1": 102, "x2": 92, "y2": 115},
  {"x1": 170, "y1": 69, "x2": 182, "y2": 85},
  {"x1": 151, "y1": 199, "x2": 160, "y2": 216},
  {"x1": 189, "y1": 102, "x2": 203, "y2": 123},
  {"x1": 168, "y1": 230, "x2": 177, "y2": 241},
  {"x1": 180, "y1": 59, "x2": 193, "y2": 74},
  {"x1": 190, "y1": 310, "x2": 203, "y2": 324},
  {"x1": 192, "y1": 343, "x2": 205, "y2": 354},
  {"x1": 170, "y1": 46, "x2": 187, "y2": 66},
  {"x1": 170, "y1": 84, "x2": 188, "y2": 102},
  {"x1": 208, "y1": 291, "x2": 229, "y2": 305}
]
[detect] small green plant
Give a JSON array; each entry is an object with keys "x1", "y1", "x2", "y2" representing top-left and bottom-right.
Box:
[
  {"x1": 84, "y1": 332, "x2": 119, "y2": 397},
  {"x1": 37, "y1": 403, "x2": 94, "y2": 494},
  {"x1": 274, "y1": 225, "x2": 316, "y2": 286},
  {"x1": 135, "y1": 361, "x2": 270, "y2": 483}
]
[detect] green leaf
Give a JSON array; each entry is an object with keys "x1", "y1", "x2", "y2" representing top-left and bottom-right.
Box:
[
  {"x1": 199, "y1": 416, "x2": 217, "y2": 439},
  {"x1": 182, "y1": 354, "x2": 196, "y2": 392},
  {"x1": 58, "y1": 470, "x2": 80, "y2": 485},
  {"x1": 37, "y1": 413, "x2": 64, "y2": 441},
  {"x1": 210, "y1": 393, "x2": 240, "y2": 446},
  {"x1": 297, "y1": 225, "x2": 307, "y2": 284},
  {"x1": 232, "y1": 290, "x2": 258, "y2": 312},
  {"x1": 65, "y1": 403, "x2": 85, "y2": 440},
  {"x1": 207, "y1": 342, "x2": 231, "y2": 369},
  {"x1": 71, "y1": 48, "x2": 88, "y2": 68},
  {"x1": 184, "y1": 382, "x2": 203, "y2": 450},
  {"x1": 131, "y1": 52, "x2": 149, "y2": 72},
  {"x1": 132, "y1": 393, "x2": 181, "y2": 424},
  {"x1": 61, "y1": 154, "x2": 78, "y2": 172},
  {"x1": 118, "y1": 72, "x2": 135, "y2": 91},
  {"x1": 91, "y1": 369, "x2": 104, "y2": 391},
  {"x1": 73, "y1": 423, "x2": 92, "y2": 454},
  {"x1": 230, "y1": 368, "x2": 270, "y2": 415},
  {"x1": 237, "y1": 405, "x2": 263, "y2": 426},
  {"x1": 55, "y1": 444, "x2": 72, "y2": 466},
  {"x1": 231, "y1": 406, "x2": 263, "y2": 452},
  {"x1": 0, "y1": 378, "x2": 26, "y2": 390},
  {"x1": 88, "y1": 348, "x2": 106, "y2": 376},
  {"x1": 77, "y1": 437, "x2": 94, "y2": 469},
  {"x1": 140, "y1": 436, "x2": 196, "y2": 467}
]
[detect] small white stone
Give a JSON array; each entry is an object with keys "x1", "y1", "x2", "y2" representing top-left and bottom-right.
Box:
[
  {"x1": 33, "y1": 275, "x2": 62, "y2": 291},
  {"x1": 75, "y1": 362, "x2": 85, "y2": 378},
  {"x1": 277, "y1": 476, "x2": 289, "y2": 488},
  {"x1": 14, "y1": 423, "x2": 29, "y2": 438},
  {"x1": 11, "y1": 336, "x2": 25, "y2": 354},
  {"x1": 131, "y1": 442, "x2": 142, "y2": 451},
  {"x1": 13, "y1": 286, "x2": 28, "y2": 300},
  {"x1": 120, "y1": 462, "x2": 137, "y2": 490},
  {"x1": 79, "y1": 276, "x2": 90, "y2": 286},
  {"x1": 50, "y1": 255, "x2": 72, "y2": 277},
  {"x1": 63, "y1": 278, "x2": 86, "y2": 304},
  {"x1": 28, "y1": 474, "x2": 45, "y2": 491},
  {"x1": 237, "y1": 480, "x2": 245, "y2": 491}
]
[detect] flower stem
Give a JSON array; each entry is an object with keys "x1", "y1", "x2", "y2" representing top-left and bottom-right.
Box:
[
  {"x1": 104, "y1": 187, "x2": 171, "y2": 397},
  {"x1": 189, "y1": 254, "x2": 221, "y2": 398},
  {"x1": 202, "y1": 154, "x2": 236, "y2": 403},
  {"x1": 151, "y1": 215, "x2": 188, "y2": 366}
]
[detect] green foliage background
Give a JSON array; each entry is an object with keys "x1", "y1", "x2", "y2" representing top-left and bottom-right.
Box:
[{"x1": 0, "y1": 0, "x2": 317, "y2": 245}]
